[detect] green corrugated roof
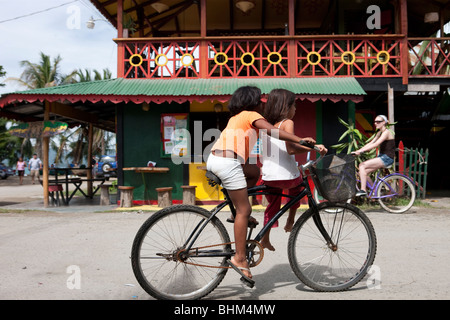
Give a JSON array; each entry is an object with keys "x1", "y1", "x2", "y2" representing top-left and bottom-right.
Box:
[
  {"x1": 2, "y1": 77, "x2": 366, "y2": 96},
  {"x1": 0, "y1": 77, "x2": 365, "y2": 108}
]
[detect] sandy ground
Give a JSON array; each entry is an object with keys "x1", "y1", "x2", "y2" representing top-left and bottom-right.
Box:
[{"x1": 1, "y1": 175, "x2": 450, "y2": 301}]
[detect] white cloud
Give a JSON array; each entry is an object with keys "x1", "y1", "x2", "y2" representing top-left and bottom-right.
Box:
[{"x1": 0, "y1": 0, "x2": 117, "y2": 94}]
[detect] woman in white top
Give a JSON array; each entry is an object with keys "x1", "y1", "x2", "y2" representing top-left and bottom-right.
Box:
[{"x1": 261, "y1": 89, "x2": 327, "y2": 251}]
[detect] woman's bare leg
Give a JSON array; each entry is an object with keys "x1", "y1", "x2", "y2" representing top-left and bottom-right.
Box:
[{"x1": 359, "y1": 158, "x2": 384, "y2": 192}]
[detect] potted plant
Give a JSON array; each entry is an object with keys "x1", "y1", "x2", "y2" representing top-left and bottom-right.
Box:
[{"x1": 123, "y1": 13, "x2": 137, "y2": 38}]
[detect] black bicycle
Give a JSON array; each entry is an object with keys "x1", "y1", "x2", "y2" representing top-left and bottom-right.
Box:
[{"x1": 131, "y1": 152, "x2": 377, "y2": 300}]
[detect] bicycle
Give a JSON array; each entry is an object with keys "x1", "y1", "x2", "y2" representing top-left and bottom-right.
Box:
[
  {"x1": 131, "y1": 150, "x2": 377, "y2": 300},
  {"x1": 314, "y1": 156, "x2": 416, "y2": 214}
]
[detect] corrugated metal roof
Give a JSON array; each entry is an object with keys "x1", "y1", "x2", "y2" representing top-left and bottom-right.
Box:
[
  {"x1": 0, "y1": 77, "x2": 366, "y2": 108},
  {"x1": 3, "y1": 77, "x2": 366, "y2": 97}
]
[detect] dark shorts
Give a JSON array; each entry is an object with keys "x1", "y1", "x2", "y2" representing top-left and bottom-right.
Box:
[{"x1": 17, "y1": 170, "x2": 24, "y2": 176}]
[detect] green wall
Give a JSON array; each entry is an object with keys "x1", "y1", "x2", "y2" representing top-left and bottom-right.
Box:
[{"x1": 121, "y1": 102, "x2": 189, "y2": 202}]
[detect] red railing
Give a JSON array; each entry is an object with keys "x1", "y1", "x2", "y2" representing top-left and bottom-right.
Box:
[
  {"x1": 115, "y1": 35, "x2": 449, "y2": 79},
  {"x1": 408, "y1": 38, "x2": 450, "y2": 77}
]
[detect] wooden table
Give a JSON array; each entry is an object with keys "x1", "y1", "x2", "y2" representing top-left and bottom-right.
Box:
[
  {"x1": 122, "y1": 167, "x2": 170, "y2": 201},
  {"x1": 48, "y1": 168, "x2": 108, "y2": 205},
  {"x1": 123, "y1": 167, "x2": 170, "y2": 173}
]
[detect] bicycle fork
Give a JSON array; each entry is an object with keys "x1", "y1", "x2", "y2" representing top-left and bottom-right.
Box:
[{"x1": 307, "y1": 192, "x2": 338, "y2": 251}]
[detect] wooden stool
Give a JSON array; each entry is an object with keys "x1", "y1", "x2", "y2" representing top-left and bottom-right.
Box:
[
  {"x1": 48, "y1": 184, "x2": 63, "y2": 206},
  {"x1": 181, "y1": 185, "x2": 197, "y2": 205},
  {"x1": 100, "y1": 184, "x2": 112, "y2": 206},
  {"x1": 119, "y1": 186, "x2": 135, "y2": 208},
  {"x1": 156, "y1": 187, "x2": 173, "y2": 207}
]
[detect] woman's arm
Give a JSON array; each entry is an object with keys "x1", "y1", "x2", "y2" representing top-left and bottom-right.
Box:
[
  {"x1": 253, "y1": 118, "x2": 316, "y2": 146},
  {"x1": 354, "y1": 131, "x2": 389, "y2": 155}
]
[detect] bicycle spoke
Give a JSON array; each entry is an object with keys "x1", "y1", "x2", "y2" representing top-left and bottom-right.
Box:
[
  {"x1": 288, "y1": 202, "x2": 376, "y2": 291},
  {"x1": 131, "y1": 205, "x2": 230, "y2": 300}
]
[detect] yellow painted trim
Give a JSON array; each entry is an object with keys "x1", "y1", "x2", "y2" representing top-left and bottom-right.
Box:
[
  {"x1": 307, "y1": 51, "x2": 321, "y2": 65},
  {"x1": 341, "y1": 51, "x2": 356, "y2": 65},
  {"x1": 155, "y1": 53, "x2": 168, "y2": 67},
  {"x1": 377, "y1": 50, "x2": 390, "y2": 65},
  {"x1": 129, "y1": 54, "x2": 143, "y2": 67},
  {"x1": 214, "y1": 52, "x2": 228, "y2": 66},
  {"x1": 241, "y1": 52, "x2": 255, "y2": 66},
  {"x1": 180, "y1": 53, "x2": 194, "y2": 67},
  {"x1": 267, "y1": 52, "x2": 282, "y2": 65}
]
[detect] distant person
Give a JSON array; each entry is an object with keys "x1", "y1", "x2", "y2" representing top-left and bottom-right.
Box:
[
  {"x1": 16, "y1": 157, "x2": 26, "y2": 185},
  {"x1": 352, "y1": 115, "x2": 395, "y2": 197},
  {"x1": 28, "y1": 154, "x2": 42, "y2": 184}
]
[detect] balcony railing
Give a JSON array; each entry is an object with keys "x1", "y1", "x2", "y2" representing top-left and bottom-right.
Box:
[{"x1": 115, "y1": 35, "x2": 450, "y2": 79}]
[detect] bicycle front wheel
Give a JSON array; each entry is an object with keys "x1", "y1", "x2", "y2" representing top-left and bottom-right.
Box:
[
  {"x1": 131, "y1": 205, "x2": 231, "y2": 300},
  {"x1": 288, "y1": 202, "x2": 377, "y2": 292},
  {"x1": 376, "y1": 174, "x2": 416, "y2": 213}
]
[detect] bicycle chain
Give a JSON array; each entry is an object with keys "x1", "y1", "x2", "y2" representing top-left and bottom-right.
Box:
[{"x1": 177, "y1": 240, "x2": 264, "y2": 269}]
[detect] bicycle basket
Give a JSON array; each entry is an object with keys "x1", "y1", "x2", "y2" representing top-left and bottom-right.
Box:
[{"x1": 311, "y1": 154, "x2": 356, "y2": 202}]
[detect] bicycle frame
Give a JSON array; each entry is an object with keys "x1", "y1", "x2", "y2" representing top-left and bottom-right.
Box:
[
  {"x1": 362, "y1": 171, "x2": 415, "y2": 200},
  {"x1": 182, "y1": 173, "x2": 334, "y2": 258}
]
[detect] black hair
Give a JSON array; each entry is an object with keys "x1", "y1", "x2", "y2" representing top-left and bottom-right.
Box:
[
  {"x1": 228, "y1": 86, "x2": 262, "y2": 116},
  {"x1": 264, "y1": 89, "x2": 296, "y2": 125}
]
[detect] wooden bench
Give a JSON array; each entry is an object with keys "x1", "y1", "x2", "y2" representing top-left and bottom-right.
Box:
[
  {"x1": 156, "y1": 187, "x2": 173, "y2": 207},
  {"x1": 119, "y1": 186, "x2": 135, "y2": 208},
  {"x1": 181, "y1": 185, "x2": 197, "y2": 205}
]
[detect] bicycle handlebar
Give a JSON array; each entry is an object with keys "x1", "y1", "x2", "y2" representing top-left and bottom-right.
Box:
[
  {"x1": 298, "y1": 140, "x2": 323, "y2": 171},
  {"x1": 299, "y1": 140, "x2": 321, "y2": 152}
]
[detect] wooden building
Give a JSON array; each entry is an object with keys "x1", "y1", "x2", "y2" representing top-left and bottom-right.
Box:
[{"x1": 1, "y1": 0, "x2": 450, "y2": 204}]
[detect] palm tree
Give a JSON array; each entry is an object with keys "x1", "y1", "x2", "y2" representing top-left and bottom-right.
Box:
[
  {"x1": 6, "y1": 52, "x2": 77, "y2": 89},
  {"x1": 0, "y1": 65, "x2": 6, "y2": 87},
  {"x1": 66, "y1": 68, "x2": 114, "y2": 164},
  {"x1": 5, "y1": 53, "x2": 78, "y2": 157}
]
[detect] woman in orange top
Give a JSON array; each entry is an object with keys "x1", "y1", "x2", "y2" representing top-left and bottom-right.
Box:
[{"x1": 207, "y1": 86, "x2": 316, "y2": 287}]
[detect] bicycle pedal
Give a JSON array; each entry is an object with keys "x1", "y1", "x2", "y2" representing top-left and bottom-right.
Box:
[{"x1": 240, "y1": 276, "x2": 255, "y2": 289}]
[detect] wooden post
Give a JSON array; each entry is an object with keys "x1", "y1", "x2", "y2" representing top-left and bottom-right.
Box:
[
  {"x1": 423, "y1": 148, "x2": 429, "y2": 198},
  {"x1": 117, "y1": 0, "x2": 124, "y2": 77},
  {"x1": 43, "y1": 101, "x2": 50, "y2": 208},
  {"x1": 288, "y1": 0, "x2": 296, "y2": 77},
  {"x1": 87, "y1": 123, "x2": 93, "y2": 197},
  {"x1": 399, "y1": 0, "x2": 408, "y2": 85},
  {"x1": 387, "y1": 83, "x2": 395, "y2": 169},
  {"x1": 199, "y1": 0, "x2": 207, "y2": 78}
]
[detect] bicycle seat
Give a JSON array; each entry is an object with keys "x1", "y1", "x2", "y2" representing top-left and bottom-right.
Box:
[{"x1": 205, "y1": 171, "x2": 222, "y2": 187}]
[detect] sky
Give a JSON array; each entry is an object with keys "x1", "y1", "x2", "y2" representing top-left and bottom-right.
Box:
[{"x1": 0, "y1": 0, "x2": 118, "y2": 95}]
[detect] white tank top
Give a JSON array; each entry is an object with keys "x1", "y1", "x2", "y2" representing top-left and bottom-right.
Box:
[{"x1": 261, "y1": 120, "x2": 300, "y2": 181}]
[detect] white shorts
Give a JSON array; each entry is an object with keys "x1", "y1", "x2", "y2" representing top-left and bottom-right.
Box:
[{"x1": 206, "y1": 154, "x2": 247, "y2": 190}]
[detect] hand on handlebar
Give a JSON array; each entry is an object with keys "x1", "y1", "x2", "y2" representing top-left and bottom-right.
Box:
[{"x1": 299, "y1": 139, "x2": 328, "y2": 156}]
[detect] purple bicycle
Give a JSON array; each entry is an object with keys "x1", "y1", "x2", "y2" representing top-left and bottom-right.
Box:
[{"x1": 314, "y1": 155, "x2": 416, "y2": 214}]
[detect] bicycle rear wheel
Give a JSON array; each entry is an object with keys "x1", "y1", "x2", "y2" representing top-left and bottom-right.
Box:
[
  {"x1": 131, "y1": 205, "x2": 231, "y2": 300},
  {"x1": 288, "y1": 202, "x2": 377, "y2": 292},
  {"x1": 376, "y1": 174, "x2": 416, "y2": 213}
]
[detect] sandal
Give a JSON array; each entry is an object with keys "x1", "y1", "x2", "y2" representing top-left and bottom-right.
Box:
[{"x1": 226, "y1": 259, "x2": 255, "y2": 288}]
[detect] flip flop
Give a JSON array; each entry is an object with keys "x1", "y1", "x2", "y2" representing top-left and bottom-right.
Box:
[{"x1": 226, "y1": 259, "x2": 255, "y2": 288}]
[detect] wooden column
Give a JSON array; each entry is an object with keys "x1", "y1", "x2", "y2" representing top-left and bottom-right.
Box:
[
  {"x1": 117, "y1": 0, "x2": 124, "y2": 77},
  {"x1": 43, "y1": 102, "x2": 50, "y2": 207},
  {"x1": 288, "y1": 0, "x2": 296, "y2": 77},
  {"x1": 399, "y1": 0, "x2": 408, "y2": 85},
  {"x1": 87, "y1": 123, "x2": 93, "y2": 197},
  {"x1": 388, "y1": 83, "x2": 395, "y2": 132},
  {"x1": 199, "y1": 0, "x2": 208, "y2": 78}
]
